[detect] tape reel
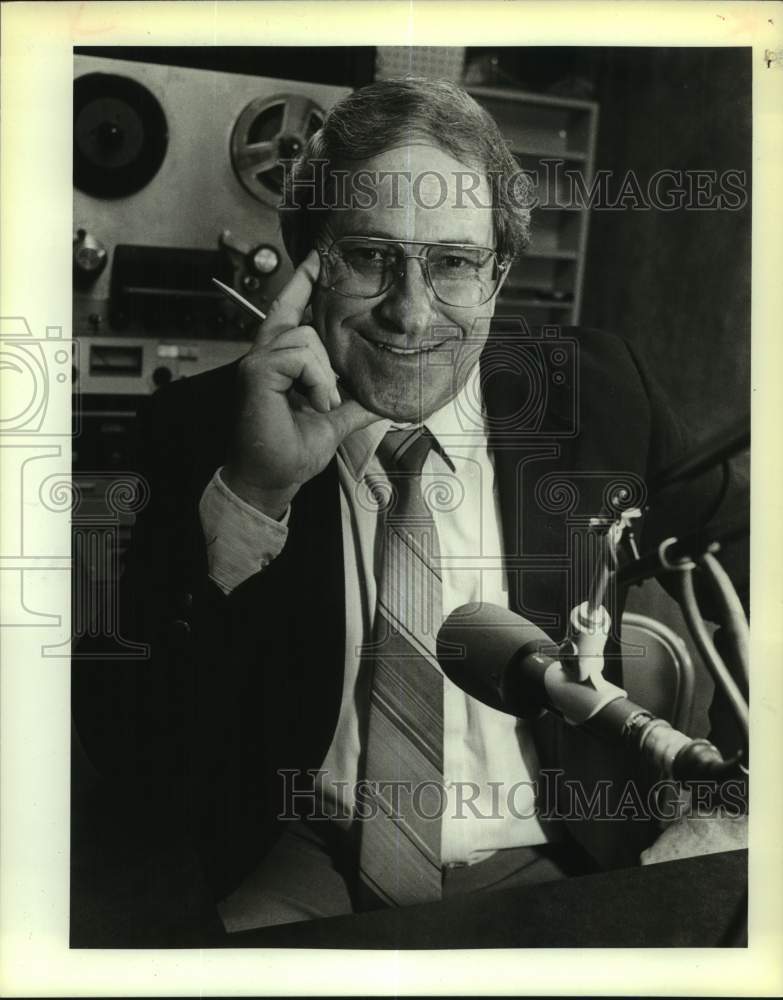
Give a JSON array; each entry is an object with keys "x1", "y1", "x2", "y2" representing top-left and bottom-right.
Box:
[
  {"x1": 230, "y1": 93, "x2": 325, "y2": 207},
  {"x1": 74, "y1": 73, "x2": 168, "y2": 199}
]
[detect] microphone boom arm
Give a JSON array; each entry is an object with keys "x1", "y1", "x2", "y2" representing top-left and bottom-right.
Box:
[{"x1": 438, "y1": 602, "x2": 745, "y2": 789}]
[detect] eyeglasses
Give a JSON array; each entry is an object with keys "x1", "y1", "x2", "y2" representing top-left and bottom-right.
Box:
[{"x1": 318, "y1": 236, "x2": 509, "y2": 308}]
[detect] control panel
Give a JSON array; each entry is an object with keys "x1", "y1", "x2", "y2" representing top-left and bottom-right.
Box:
[{"x1": 73, "y1": 53, "x2": 350, "y2": 392}]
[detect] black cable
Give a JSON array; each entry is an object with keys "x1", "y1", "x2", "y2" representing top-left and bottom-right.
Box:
[
  {"x1": 696, "y1": 457, "x2": 733, "y2": 542},
  {"x1": 648, "y1": 420, "x2": 749, "y2": 499},
  {"x1": 615, "y1": 515, "x2": 747, "y2": 590}
]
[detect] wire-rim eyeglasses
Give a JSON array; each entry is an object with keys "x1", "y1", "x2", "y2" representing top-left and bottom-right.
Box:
[{"x1": 317, "y1": 235, "x2": 510, "y2": 308}]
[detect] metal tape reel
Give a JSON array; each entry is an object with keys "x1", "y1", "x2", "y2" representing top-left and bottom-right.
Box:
[
  {"x1": 74, "y1": 73, "x2": 168, "y2": 199},
  {"x1": 230, "y1": 93, "x2": 325, "y2": 207}
]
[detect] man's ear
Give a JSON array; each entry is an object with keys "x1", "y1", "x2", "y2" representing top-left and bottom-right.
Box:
[{"x1": 496, "y1": 259, "x2": 512, "y2": 296}]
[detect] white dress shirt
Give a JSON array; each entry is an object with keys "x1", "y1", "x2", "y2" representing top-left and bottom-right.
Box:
[{"x1": 199, "y1": 365, "x2": 550, "y2": 865}]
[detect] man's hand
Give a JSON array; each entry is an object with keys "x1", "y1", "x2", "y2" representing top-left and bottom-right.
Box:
[{"x1": 224, "y1": 249, "x2": 381, "y2": 518}]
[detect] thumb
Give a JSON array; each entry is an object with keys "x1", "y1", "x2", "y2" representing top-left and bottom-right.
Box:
[{"x1": 325, "y1": 398, "x2": 383, "y2": 443}]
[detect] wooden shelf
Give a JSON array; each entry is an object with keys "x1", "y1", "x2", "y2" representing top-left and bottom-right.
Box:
[
  {"x1": 469, "y1": 86, "x2": 599, "y2": 325},
  {"x1": 467, "y1": 84, "x2": 598, "y2": 112}
]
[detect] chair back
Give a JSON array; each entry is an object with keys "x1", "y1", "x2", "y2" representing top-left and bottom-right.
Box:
[{"x1": 620, "y1": 612, "x2": 695, "y2": 733}]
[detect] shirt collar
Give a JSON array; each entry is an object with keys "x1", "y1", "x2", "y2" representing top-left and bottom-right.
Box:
[{"x1": 339, "y1": 363, "x2": 481, "y2": 482}]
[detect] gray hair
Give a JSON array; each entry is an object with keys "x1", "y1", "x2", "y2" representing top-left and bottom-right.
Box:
[{"x1": 279, "y1": 78, "x2": 531, "y2": 265}]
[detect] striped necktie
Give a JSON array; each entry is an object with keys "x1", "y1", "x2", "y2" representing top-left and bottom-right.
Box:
[{"x1": 358, "y1": 426, "x2": 445, "y2": 907}]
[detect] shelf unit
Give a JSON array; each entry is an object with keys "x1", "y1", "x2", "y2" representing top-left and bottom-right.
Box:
[{"x1": 468, "y1": 86, "x2": 599, "y2": 327}]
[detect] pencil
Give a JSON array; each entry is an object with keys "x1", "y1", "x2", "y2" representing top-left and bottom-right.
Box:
[{"x1": 211, "y1": 277, "x2": 267, "y2": 323}]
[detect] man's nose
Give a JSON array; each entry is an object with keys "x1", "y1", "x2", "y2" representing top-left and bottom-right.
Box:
[{"x1": 375, "y1": 257, "x2": 439, "y2": 338}]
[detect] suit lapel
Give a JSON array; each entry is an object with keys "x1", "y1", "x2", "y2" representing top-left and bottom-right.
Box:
[{"x1": 481, "y1": 332, "x2": 581, "y2": 641}]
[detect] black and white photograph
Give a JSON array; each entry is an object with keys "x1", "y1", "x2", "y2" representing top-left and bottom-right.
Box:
[{"x1": 2, "y1": 1, "x2": 782, "y2": 995}]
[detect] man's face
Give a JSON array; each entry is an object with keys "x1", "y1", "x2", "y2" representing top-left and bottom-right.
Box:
[{"x1": 311, "y1": 145, "x2": 504, "y2": 422}]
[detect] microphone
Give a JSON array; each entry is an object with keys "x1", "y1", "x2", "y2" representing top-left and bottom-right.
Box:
[
  {"x1": 437, "y1": 602, "x2": 744, "y2": 785},
  {"x1": 436, "y1": 602, "x2": 558, "y2": 720}
]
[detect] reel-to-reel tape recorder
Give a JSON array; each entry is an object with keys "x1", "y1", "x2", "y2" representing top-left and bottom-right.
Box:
[{"x1": 73, "y1": 53, "x2": 350, "y2": 396}]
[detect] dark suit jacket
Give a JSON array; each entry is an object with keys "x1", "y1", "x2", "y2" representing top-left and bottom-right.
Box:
[{"x1": 72, "y1": 327, "x2": 748, "y2": 900}]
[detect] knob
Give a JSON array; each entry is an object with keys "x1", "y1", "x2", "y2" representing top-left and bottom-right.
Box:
[
  {"x1": 73, "y1": 230, "x2": 107, "y2": 282},
  {"x1": 249, "y1": 244, "x2": 281, "y2": 276},
  {"x1": 220, "y1": 229, "x2": 251, "y2": 255},
  {"x1": 152, "y1": 365, "x2": 172, "y2": 387}
]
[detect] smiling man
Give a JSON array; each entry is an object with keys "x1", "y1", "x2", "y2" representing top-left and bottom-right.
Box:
[
  {"x1": 310, "y1": 145, "x2": 504, "y2": 420},
  {"x1": 72, "y1": 78, "x2": 747, "y2": 940},
  {"x1": 209, "y1": 85, "x2": 570, "y2": 928}
]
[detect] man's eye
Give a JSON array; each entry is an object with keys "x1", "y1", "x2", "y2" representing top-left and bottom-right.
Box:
[
  {"x1": 433, "y1": 253, "x2": 478, "y2": 272},
  {"x1": 343, "y1": 246, "x2": 394, "y2": 268}
]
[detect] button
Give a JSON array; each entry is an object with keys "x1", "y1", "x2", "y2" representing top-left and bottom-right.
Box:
[
  {"x1": 152, "y1": 365, "x2": 172, "y2": 387},
  {"x1": 167, "y1": 619, "x2": 192, "y2": 648},
  {"x1": 179, "y1": 591, "x2": 193, "y2": 610}
]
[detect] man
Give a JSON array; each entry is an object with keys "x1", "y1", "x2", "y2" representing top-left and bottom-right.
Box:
[{"x1": 72, "y1": 79, "x2": 747, "y2": 937}]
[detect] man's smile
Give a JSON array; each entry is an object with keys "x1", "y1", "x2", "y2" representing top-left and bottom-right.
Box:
[{"x1": 358, "y1": 332, "x2": 458, "y2": 356}]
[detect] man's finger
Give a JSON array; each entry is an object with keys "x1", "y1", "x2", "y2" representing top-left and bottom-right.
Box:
[
  {"x1": 272, "y1": 326, "x2": 338, "y2": 386},
  {"x1": 270, "y1": 328, "x2": 338, "y2": 407},
  {"x1": 325, "y1": 398, "x2": 384, "y2": 443},
  {"x1": 258, "y1": 249, "x2": 320, "y2": 344},
  {"x1": 263, "y1": 346, "x2": 336, "y2": 414}
]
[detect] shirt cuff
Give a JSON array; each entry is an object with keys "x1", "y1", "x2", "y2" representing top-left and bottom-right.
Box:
[{"x1": 199, "y1": 468, "x2": 290, "y2": 595}]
